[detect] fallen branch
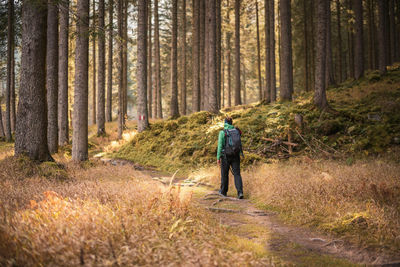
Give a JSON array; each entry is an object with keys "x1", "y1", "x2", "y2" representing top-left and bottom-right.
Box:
[
  {"x1": 262, "y1": 137, "x2": 298, "y2": 147},
  {"x1": 207, "y1": 207, "x2": 240, "y2": 213}
]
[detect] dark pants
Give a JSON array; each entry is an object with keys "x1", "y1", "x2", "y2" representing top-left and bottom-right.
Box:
[{"x1": 220, "y1": 154, "x2": 243, "y2": 195}]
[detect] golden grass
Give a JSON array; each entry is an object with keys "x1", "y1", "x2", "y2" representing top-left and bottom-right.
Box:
[
  {"x1": 0, "y1": 157, "x2": 269, "y2": 266},
  {"x1": 203, "y1": 156, "x2": 400, "y2": 253}
]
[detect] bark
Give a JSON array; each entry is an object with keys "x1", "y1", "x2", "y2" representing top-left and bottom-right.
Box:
[
  {"x1": 137, "y1": 0, "x2": 149, "y2": 132},
  {"x1": 264, "y1": 0, "x2": 270, "y2": 102},
  {"x1": 207, "y1": 0, "x2": 218, "y2": 113},
  {"x1": 325, "y1": 0, "x2": 335, "y2": 86},
  {"x1": 256, "y1": 0, "x2": 262, "y2": 101},
  {"x1": 47, "y1": 0, "x2": 59, "y2": 153},
  {"x1": 117, "y1": 0, "x2": 123, "y2": 138},
  {"x1": 154, "y1": 0, "x2": 162, "y2": 118},
  {"x1": 72, "y1": 0, "x2": 89, "y2": 161},
  {"x1": 279, "y1": 0, "x2": 293, "y2": 101},
  {"x1": 347, "y1": 0, "x2": 354, "y2": 79},
  {"x1": 192, "y1": 0, "x2": 200, "y2": 112},
  {"x1": 314, "y1": 0, "x2": 328, "y2": 110},
  {"x1": 92, "y1": 0, "x2": 96, "y2": 124},
  {"x1": 200, "y1": 0, "x2": 205, "y2": 109},
  {"x1": 15, "y1": 0, "x2": 52, "y2": 161},
  {"x1": 106, "y1": 0, "x2": 113, "y2": 122},
  {"x1": 216, "y1": 0, "x2": 221, "y2": 109},
  {"x1": 226, "y1": 0, "x2": 232, "y2": 107},
  {"x1": 303, "y1": 0, "x2": 309, "y2": 91},
  {"x1": 170, "y1": 0, "x2": 179, "y2": 117},
  {"x1": 58, "y1": 0, "x2": 69, "y2": 146},
  {"x1": 5, "y1": 0, "x2": 14, "y2": 142},
  {"x1": 269, "y1": 0, "x2": 276, "y2": 101},
  {"x1": 378, "y1": 0, "x2": 388, "y2": 74},
  {"x1": 353, "y1": 0, "x2": 364, "y2": 79},
  {"x1": 242, "y1": 63, "x2": 246, "y2": 104},
  {"x1": 204, "y1": 0, "x2": 209, "y2": 110},
  {"x1": 97, "y1": 0, "x2": 106, "y2": 135},
  {"x1": 147, "y1": 0, "x2": 153, "y2": 118},
  {"x1": 180, "y1": 0, "x2": 187, "y2": 114},
  {"x1": 122, "y1": 0, "x2": 128, "y2": 121},
  {"x1": 336, "y1": 0, "x2": 343, "y2": 80},
  {"x1": 0, "y1": 107, "x2": 4, "y2": 137},
  {"x1": 10, "y1": 5, "x2": 15, "y2": 133},
  {"x1": 367, "y1": 0, "x2": 376, "y2": 70},
  {"x1": 389, "y1": 0, "x2": 396, "y2": 64},
  {"x1": 234, "y1": 0, "x2": 241, "y2": 105}
]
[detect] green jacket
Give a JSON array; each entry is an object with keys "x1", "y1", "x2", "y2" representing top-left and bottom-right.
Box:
[{"x1": 217, "y1": 123, "x2": 236, "y2": 160}]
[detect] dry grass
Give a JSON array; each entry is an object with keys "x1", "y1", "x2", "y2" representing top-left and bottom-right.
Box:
[{"x1": 0, "y1": 157, "x2": 268, "y2": 266}]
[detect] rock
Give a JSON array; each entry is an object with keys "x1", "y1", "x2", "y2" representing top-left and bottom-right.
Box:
[{"x1": 367, "y1": 113, "x2": 381, "y2": 121}]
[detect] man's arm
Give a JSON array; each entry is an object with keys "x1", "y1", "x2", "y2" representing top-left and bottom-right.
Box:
[{"x1": 217, "y1": 130, "x2": 225, "y2": 160}]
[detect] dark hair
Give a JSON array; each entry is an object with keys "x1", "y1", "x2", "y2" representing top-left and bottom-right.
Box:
[{"x1": 224, "y1": 117, "x2": 233, "y2": 125}]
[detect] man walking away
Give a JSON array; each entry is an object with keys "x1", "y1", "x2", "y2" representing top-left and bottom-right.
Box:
[{"x1": 217, "y1": 117, "x2": 244, "y2": 199}]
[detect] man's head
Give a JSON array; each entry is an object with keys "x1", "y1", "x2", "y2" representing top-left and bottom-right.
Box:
[{"x1": 224, "y1": 117, "x2": 233, "y2": 125}]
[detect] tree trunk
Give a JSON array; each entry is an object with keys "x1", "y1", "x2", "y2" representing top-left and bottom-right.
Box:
[
  {"x1": 97, "y1": 0, "x2": 106, "y2": 135},
  {"x1": 207, "y1": 0, "x2": 218, "y2": 113},
  {"x1": 256, "y1": 0, "x2": 262, "y2": 101},
  {"x1": 200, "y1": 0, "x2": 205, "y2": 109},
  {"x1": 269, "y1": 0, "x2": 276, "y2": 102},
  {"x1": 137, "y1": 0, "x2": 149, "y2": 132},
  {"x1": 123, "y1": 0, "x2": 128, "y2": 121},
  {"x1": 264, "y1": 0, "x2": 270, "y2": 102},
  {"x1": 347, "y1": 0, "x2": 354, "y2": 79},
  {"x1": 47, "y1": 0, "x2": 59, "y2": 153},
  {"x1": 92, "y1": 0, "x2": 97, "y2": 125},
  {"x1": 204, "y1": 0, "x2": 209, "y2": 110},
  {"x1": 303, "y1": 0, "x2": 309, "y2": 91},
  {"x1": 226, "y1": 0, "x2": 232, "y2": 107},
  {"x1": 58, "y1": 0, "x2": 69, "y2": 146},
  {"x1": 170, "y1": 0, "x2": 179, "y2": 117},
  {"x1": 72, "y1": 0, "x2": 89, "y2": 161},
  {"x1": 15, "y1": 0, "x2": 52, "y2": 161},
  {"x1": 154, "y1": 0, "x2": 162, "y2": 118},
  {"x1": 353, "y1": 0, "x2": 364, "y2": 79},
  {"x1": 234, "y1": 0, "x2": 241, "y2": 105},
  {"x1": 147, "y1": 0, "x2": 153, "y2": 118},
  {"x1": 0, "y1": 107, "x2": 4, "y2": 137},
  {"x1": 336, "y1": 0, "x2": 343, "y2": 82},
  {"x1": 216, "y1": 0, "x2": 222, "y2": 109},
  {"x1": 242, "y1": 63, "x2": 246, "y2": 104},
  {"x1": 378, "y1": 0, "x2": 388, "y2": 74},
  {"x1": 192, "y1": 0, "x2": 200, "y2": 112},
  {"x1": 389, "y1": 0, "x2": 396, "y2": 64},
  {"x1": 117, "y1": 0, "x2": 123, "y2": 138},
  {"x1": 279, "y1": 0, "x2": 293, "y2": 101},
  {"x1": 325, "y1": 0, "x2": 335, "y2": 86},
  {"x1": 5, "y1": 0, "x2": 14, "y2": 142},
  {"x1": 106, "y1": 0, "x2": 113, "y2": 122},
  {"x1": 180, "y1": 0, "x2": 187, "y2": 114},
  {"x1": 10, "y1": 2, "x2": 15, "y2": 134},
  {"x1": 314, "y1": 0, "x2": 328, "y2": 110}
]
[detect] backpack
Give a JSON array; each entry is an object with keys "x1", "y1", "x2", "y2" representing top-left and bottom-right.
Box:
[{"x1": 224, "y1": 128, "x2": 242, "y2": 156}]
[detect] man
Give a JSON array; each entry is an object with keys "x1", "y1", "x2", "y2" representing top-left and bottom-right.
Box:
[{"x1": 217, "y1": 117, "x2": 244, "y2": 199}]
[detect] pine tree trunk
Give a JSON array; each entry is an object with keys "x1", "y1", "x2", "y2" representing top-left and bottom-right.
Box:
[
  {"x1": 5, "y1": 0, "x2": 14, "y2": 142},
  {"x1": 123, "y1": 0, "x2": 128, "y2": 121},
  {"x1": 336, "y1": 0, "x2": 343, "y2": 82},
  {"x1": 137, "y1": 0, "x2": 149, "y2": 132},
  {"x1": 389, "y1": 0, "x2": 396, "y2": 64},
  {"x1": 106, "y1": 0, "x2": 113, "y2": 122},
  {"x1": 315, "y1": 0, "x2": 328, "y2": 110},
  {"x1": 242, "y1": 63, "x2": 246, "y2": 104},
  {"x1": 279, "y1": 0, "x2": 293, "y2": 101},
  {"x1": 325, "y1": 0, "x2": 335, "y2": 86},
  {"x1": 154, "y1": 0, "x2": 163, "y2": 118},
  {"x1": 347, "y1": 0, "x2": 354, "y2": 79},
  {"x1": 303, "y1": 0, "x2": 309, "y2": 91},
  {"x1": 0, "y1": 106, "x2": 4, "y2": 137},
  {"x1": 200, "y1": 0, "x2": 205, "y2": 110},
  {"x1": 226, "y1": 0, "x2": 232, "y2": 107},
  {"x1": 117, "y1": 0, "x2": 123, "y2": 138},
  {"x1": 10, "y1": 8, "x2": 15, "y2": 134},
  {"x1": 170, "y1": 0, "x2": 179, "y2": 117},
  {"x1": 264, "y1": 0, "x2": 270, "y2": 102},
  {"x1": 97, "y1": 0, "x2": 106, "y2": 135},
  {"x1": 92, "y1": 0, "x2": 97, "y2": 125},
  {"x1": 192, "y1": 0, "x2": 200, "y2": 112},
  {"x1": 147, "y1": 0, "x2": 153, "y2": 118},
  {"x1": 234, "y1": 0, "x2": 241, "y2": 105},
  {"x1": 310, "y1": 0, "x2": 316, "y2": 87},
  {"x1": 47, "y1": 0, "x2": 59, "y2": 153},
  {"x1": 378, "y1": 0, "x2": 388, "y2": 74},
  {"x1": 216, "y1": 0, "x2": 222, "y2": 109},
  {"x1": 269, "y1": 0, "x2": 276, "y2": 102},
  {"x1": 16, "y1": 0, "x2": 52, "y2": 161},
  {"x1": 207, "y1": 0, "x2": 218, "y2": 113},
  {"x1": 180, "y1": 0, "x2": 187, "y2": 114},
  {"x1": 204, "y1": 0, "x2": 209, "y2": 110},
  {"x1": 353, "y1": 0, "x2": 364, "y2": 79},
  {"x1": 256, "y1": 0, "x2": 262, "y2": 101},
  {"x1": 72, "y1": 0, "x2": 89, "y2": 161}
]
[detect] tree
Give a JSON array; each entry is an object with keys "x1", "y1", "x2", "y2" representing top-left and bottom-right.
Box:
[
  {"x1": 5, "y1": 0, "x2": 14, "y2": 142},
  {"x1": 279, "y1": 0, "x2": 293, "y2": 101},
  {"x1": 353, "y1": 0, "x2": 364, "y2": 79},
  {"x1": 180, "y1": 0, "x2": 187, "y2": 114},
  {"x1": 117, "y1": 0, "x2": 123, "y2": 138},
  {"x1": 226, "y1": 0, "x2": 232, "y2": 106},
  {"x1": 389, "y1": 0, "x2": 396, "y2": 63},
  {"x1": 137, "y1": 0, "x2": 149, "y2": 132},
  {"x1": 367, "y1": 0, "x2": 377, "y2": 70},
  {"x1": 216, "y1": 0, "x2": 222, "y2": 108},
  {"x1": 207, "y1": 0, "x2": 218, "y2": 113},
  {"x1": 303, "y1": 0, "x2": 310, "y2": 91},
  {"x1": 92, "y1": 0, "x2": 96, "y2": 125},
  {"x1": 264, "y1": 0, "x2": 270, "y2": 102},
  {"x1": 325, "y1": 0, "x2": 335, "y2": 86},
  {"x1": 0, "y1": 106, "x2": 5, "y2": 138},
  {"x1": 256, "y1": 0, "x2": 262, "y2": 101},
  {"x1": 122, "y1": 0, "x2": 128, "y2": 119},
  {"x1": 106, "y1": 0, "x2": 113, "y2": 122},
  {"x1": 192, "y1": 0, "x2": 200, "y2": 112},
  {"x1": 154, "y1": 0, "x2": 162, "y2": 118},
  {"x1": 234, "y1": 0, "x2": 241, "y2": 105},
  {"x1": 72, "y1": 0, "x2": 90, "y2": 161},
  {"x1": 170, "y1": 0, "x2": 179, "y2": 117},
  {"x1": 15, "y1": 0, "x2": 52, "y2": 161},
  {"x1": 377, "y1": 0, "x2": 388, "y2": 74},
  {"x1": 97, "y1": 0, "x2": 106, "y2": 135},
  {"x1": 314, "y1": 0, "x2": 328, "y2": 110},
  {"x1": 47, "y1": 0, "x2": 59, "y2": 153},
  {"x1": 269, "y1": 0, "x2": 276, "y2": 102},
  {"x1": 200, "y1": 0, "x2": 205, "y2": 109},
  {"x1": 147, "y1": 0, "x2": 153, "y2": 118},
  {"x1": 336, "y1": 0, "x2": 343, "y2": 82}
]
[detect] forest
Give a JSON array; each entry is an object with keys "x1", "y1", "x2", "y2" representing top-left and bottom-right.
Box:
[{"x1": 0, "y1": 0, "x2": 400, "y2": 265}]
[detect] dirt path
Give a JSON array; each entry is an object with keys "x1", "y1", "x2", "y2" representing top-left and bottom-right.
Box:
[{"x1": 100, "y1": 158, "x2": 400, "y2": 266}]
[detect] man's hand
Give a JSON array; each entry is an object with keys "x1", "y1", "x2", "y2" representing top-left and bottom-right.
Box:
[{"x1": 217, "y1": 159, "x2": 221, "y2": 166}]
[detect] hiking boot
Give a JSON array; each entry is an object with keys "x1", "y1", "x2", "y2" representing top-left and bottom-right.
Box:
[
  {"x1": 238, "y1": 193, "x2": 244, "y2": 199},
  {"x1": 218, "y1": 190, "x2": 227, "y2": 197}
]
